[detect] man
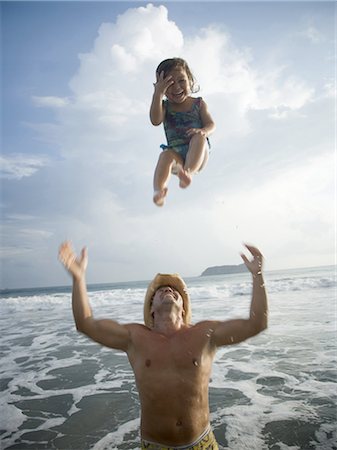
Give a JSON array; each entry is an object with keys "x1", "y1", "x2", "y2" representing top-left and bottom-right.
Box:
[{"x1": 58, "y1": 242, "x2": 268, "y2": 450}]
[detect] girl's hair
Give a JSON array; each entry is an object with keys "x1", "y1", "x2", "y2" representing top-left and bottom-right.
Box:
[{"x1": 156, "y1": 58, "x2": 200, "y2": 93}]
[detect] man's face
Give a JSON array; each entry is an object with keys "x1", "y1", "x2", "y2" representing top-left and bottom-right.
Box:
[{"x1": 151, "y1": 285, "x2": 184, "y2": 313}]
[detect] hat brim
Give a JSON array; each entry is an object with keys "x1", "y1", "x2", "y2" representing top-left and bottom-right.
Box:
[{"x1": 144, "y1": 273, "x2": 191, "y2": 328}]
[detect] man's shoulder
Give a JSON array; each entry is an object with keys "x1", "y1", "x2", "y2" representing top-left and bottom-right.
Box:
[
  {"x1": 192, "y1": 319, "x2": 218, "y2": 326},
  {"x1": 186, "y1": 320, "x2": 219, "y2": 334},
  {"x1": 126, "y1": 323, "x2": 149, "y2": 331}
]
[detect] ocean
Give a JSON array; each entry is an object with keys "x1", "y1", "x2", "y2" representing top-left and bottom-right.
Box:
[{"x1": 0, "y1": 265, "x2": 336, "y2": 450}]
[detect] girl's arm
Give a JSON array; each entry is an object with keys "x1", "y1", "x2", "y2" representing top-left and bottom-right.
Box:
[
  {"x1": 150, "y1": 92, "x2": 165, "y2": 126},
  {"x1": 199, "y1": 99, "x2": 216, "y2": 137},
  {"x1": 150, "y1": 71, "x2": 173, "y2": 125}
]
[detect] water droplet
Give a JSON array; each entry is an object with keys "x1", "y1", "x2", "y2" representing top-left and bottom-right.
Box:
[
  {"x1": 230, "y1": 336, "x2": 234, "y2": 343},
  {"x1": 193, "y1": 358, "x2": 199, "y2": 366},
  {"x1": 206, "y1": 328, "x2": 214, "y2": 338}
]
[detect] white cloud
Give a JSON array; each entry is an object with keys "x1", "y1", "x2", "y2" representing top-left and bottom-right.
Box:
[
  {"x1": 184, "y1": 26, "x2": 315, "y2": 122},
  {"x1": 1, "y1": 218, "x2": 54, "y2": 262},
  {"x1": 0, "y1": 246, "x2": 33, "y2": 258},
  {"x1": 0, "y1": 154, "x2": 48, "y2": 180},
  {"x1": 19, "y1": 228, "x2": 53, "y2": 238},
  {"x1": 37, "y1": 3, "x2": 316, "y2": 166},
  {"x1": 49, "y1": 149, "x2": 334, "y2": 280},
  {"x1": 71, "y1": 4, "x2": 183, "y2": 92},
  {"x1": 3, "y1": 213, "x2": 37, "y2": 222},
  {"x1": 253, "y1": 70, "x2": 314, "y2": 118},
  {"x1": 34, "y1": 4, "x2": 334, "y2": 234},
  {"x1": 2, "y1": 3, "x2": 333, "y2": 287},
  {"x1": 32, "y1": 96, "x2": 69, "y2": 108},
  {"x1": 323, "y1": 81, "x2": 336, "y2": 99},
  {"x1": 209, "y1": 151, "x2": 334, "y2": 269},
  {"x1": 298, "y1": 25, "x2": 325, "y2": 44}
]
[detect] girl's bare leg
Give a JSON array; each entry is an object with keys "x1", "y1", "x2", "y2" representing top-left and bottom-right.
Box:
[
  {"x1": 178, "y1": 134, "x2": 208, "y2": 188},
  {"x1": 153, "y1": 150, "x2": 183, "y2": 206}
]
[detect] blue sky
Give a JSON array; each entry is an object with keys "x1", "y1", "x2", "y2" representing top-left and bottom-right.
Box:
[{"x1": 1, "y1": 1, "x2": 335, "y2": 289}]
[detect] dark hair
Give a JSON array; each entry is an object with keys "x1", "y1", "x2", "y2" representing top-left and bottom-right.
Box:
[{"x1": 156, "y1": 58, "x2": 200, "y2": 93}]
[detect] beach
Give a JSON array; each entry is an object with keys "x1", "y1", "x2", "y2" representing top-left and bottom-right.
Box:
[{"x1": 1, "y1": 265, "x2": 336, "y2": 450}]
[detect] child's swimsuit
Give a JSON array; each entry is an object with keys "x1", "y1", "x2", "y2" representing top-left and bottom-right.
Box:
[
  {"x1": 141, "y1": 425, "x2": 219, "y2": 449},
  {"x1": 160, "y1": 97, "x2": 211, "y2": 164}
]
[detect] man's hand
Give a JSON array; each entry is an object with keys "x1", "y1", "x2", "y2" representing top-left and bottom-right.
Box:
[
  {"x1": 240, "y1": 244, "x2": 263, "y2": 276},
  {"x1": 59, "y1": 241, "x2": 88, "y2": 281}
]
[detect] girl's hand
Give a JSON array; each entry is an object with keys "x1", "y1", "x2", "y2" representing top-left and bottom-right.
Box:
[
  {"x1": 153, "y1": 71, "x2": 174, "y2": 97},
  {"x1": 240, "y1": 244, "x2": 263, "y2": 276},
  {"x1": 186, "y1": 128, "x2": 207, "y2": 138},
  {"x1": 59, "y1": 241, "x2": 88, "y2": 281}
]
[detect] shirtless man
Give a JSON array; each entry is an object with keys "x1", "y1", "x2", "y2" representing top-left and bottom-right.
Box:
[{"x1": 58, "y1": 242, "x2": 268, "y2": 449}]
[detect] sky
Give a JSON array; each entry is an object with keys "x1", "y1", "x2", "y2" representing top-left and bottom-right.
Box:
[{"x1": 1, "y1": 1, "x2": 335, "y2": 289}]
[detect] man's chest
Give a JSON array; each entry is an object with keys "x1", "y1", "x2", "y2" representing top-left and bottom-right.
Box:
[{"x1": 129, "y1": 329, "x2": 215, "y2": 372}]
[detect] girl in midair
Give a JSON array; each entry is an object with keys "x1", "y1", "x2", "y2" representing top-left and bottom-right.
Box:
[{"x1": 150, "y1": 58, "x2": 216, "y2": 207}]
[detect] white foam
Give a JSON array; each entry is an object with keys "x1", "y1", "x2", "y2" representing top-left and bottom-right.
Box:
[
  {"x1": 0, "y1": 266, "x2": 335, "y2": 449},
  {"x1": 0, "y1": 403, "x2": 26, "y2": 432},
  {"x1": 313, "y1": 423, "x2": 337, "y2": 450},
  {"x1": 92, "y1": 417, "x2": 140, "y2": 450},
  {"x1": 274, "y1": 444, "x2": 300, "y2": 450}
]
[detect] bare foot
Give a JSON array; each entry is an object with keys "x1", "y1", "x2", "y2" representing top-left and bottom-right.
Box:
[
  {"x1": 153, "y1": 187, "x2": 168, "y2": 207},
  {"x1": 178, "y1": 169, "x2": 192, "y2": 188}
]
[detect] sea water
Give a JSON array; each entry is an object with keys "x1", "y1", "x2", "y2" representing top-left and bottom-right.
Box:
[{"x1": 0, "y1": 266, "x2": 336, "y2": 450}]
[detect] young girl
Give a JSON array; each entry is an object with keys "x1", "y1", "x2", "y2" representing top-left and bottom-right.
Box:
[{"x1": 150, "y1": 58, "x2": 216, "y2": 206}]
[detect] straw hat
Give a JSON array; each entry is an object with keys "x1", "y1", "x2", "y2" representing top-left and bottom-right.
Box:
[{"x1": 144, "y1": 273, "x2": 191, "y2": 328}]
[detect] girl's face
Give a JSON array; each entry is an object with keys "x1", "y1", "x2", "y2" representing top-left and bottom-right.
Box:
[{"x1": 165, "y1": 68, "x2": 191, "y2": 104}]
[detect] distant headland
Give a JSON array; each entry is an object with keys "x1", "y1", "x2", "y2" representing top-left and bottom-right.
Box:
[{"x1": 200, "y1": 264, "x2": 247, "y2": 277}]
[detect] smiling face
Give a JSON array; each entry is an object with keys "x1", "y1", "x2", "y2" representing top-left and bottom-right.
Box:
[
  {"x1": 165, "y1": 68, "x2": 191, "y2": 104},
  {"x1": 143, "y1": 273, "x2": 192, "y2": 328},
  {"x1": 150, "y1": 285, "x2": 184, "y2": 316}
]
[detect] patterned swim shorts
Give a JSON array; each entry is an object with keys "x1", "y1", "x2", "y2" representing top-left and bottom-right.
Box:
[{"x1": 141, "y1": 426, "x2": 219, "y2": 450}]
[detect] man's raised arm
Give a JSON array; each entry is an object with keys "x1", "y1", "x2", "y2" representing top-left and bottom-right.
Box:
[
  {"x1": 211, "y1": 244, "x2": 268, "y2": 347},
  {"x1": 58, "y1": 241, "x2": 131, "y2": 352}
]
